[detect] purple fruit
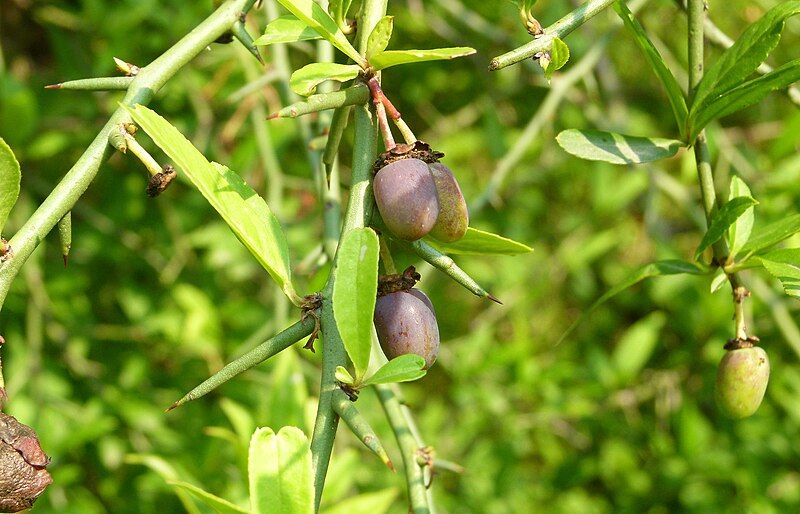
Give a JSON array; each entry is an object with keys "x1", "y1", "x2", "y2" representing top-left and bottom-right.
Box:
[
  {"x1": 715, "y1": 346, "x2": 770, "y2": 419},
  {"x1": 373, "y1": 158, "x2": 439, "y2": 241},
  {"x1": 0, "y1": 413, "x2": 52, "y2": 513},
  {"x1": 374, "y1": 289, "x2": 440, "y2": 369},
  {"x1": 428, "y1": 162, "x2": 469, "y2": 242}
]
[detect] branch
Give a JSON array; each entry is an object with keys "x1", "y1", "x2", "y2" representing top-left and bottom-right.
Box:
[
  {"x1": 0, "y1": 0, "x2": 258, "y2": 313},
  {"x1": 489, "y1": 0, "x2": 619, "y2": 71},
  {"x1": 376, "y1": 384, "x2": 431, "y2": 513}
]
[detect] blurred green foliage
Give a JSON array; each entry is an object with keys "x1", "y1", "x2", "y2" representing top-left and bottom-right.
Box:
[{"x1": 1, "y1": 0, "x2": 800, "y2": 512}]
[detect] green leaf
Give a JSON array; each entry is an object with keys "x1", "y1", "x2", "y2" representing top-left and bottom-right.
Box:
[
  {"x1": 692, "y1": 1, "x2": 800, "y2": 116},
  {"x1": 275, "y1": 0, "x2": 365, "y2": 66},
  {"x1": 612, "y1": 312, "x2": 666, "y2": 384},
  {"x1": 740, "y1": 214, "x2": 800, "y2": 256},
  {"x1": 333, "y1": 228, "x2": 379, "y2": 379},
  {"x1": 758, "y1": 248, "x2": 800, "y2": 298},
  {"x1": 541, "y1": 37, "x2": 569, "y2": 81},
  {"x1": 126, "y1": 105, "x2": 300, "y2": 305},
  {"x1": 249, "y1": 427, "x2": 313, "y2": 514},
  {"x1": 323, "y1": 488, "x2": 399, "y2": 514},
  {"x1": 727, "y1": 176, "x2": 754, "y2": 260},
  {"x1": 710, "y1": 269, "x2": 727, "y2": 293},
  {"x1": 289, "y1": 62, "x2": 361, "y2": 97},
  {"x1": 168, "y1": 481, "x2": 248, "y2": 514},
  {"x1": 0, "y1": 137, "x2": 21, "y2": 236},
  {"x1": 335, "y1": 366, "x2": 355, "y2": 385},
  {"x1": 694, "y1": 196, "x2": 758, "y2": 260},
  {"x1": 557, "y1": 260, "x2": 706, "y2": 345},
  {"x1": 613, "y1": 1, "x2": 688, "y2": 130},
  {"x1": 425, "y1": 227, "x2": 532, "y2": 255},
  {"x1": 556, "y1": 129, "x2": 684, "y2": 164},
  {"x1": 690, "y1": 59, "x2": 800, "y2": 140},
  {"x1": 370, "y1": 47, "x2": 476, "y2": 70},
  {"x1": 366, "y1": 16, "x2": 393, "y2": 60},
  {"x1": 362, "y1": 355, "x2": 427, "y2": 386},
  {"x1": 254, "y1": 16, "x2": 322, "y2": 45}
]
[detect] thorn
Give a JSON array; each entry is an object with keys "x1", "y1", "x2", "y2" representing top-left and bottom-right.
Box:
[
  {"x1": 486, "y1": 293, "x2": 503, "y2": 305},
  {"x1": 165, "y1": 401, "x2": 180, "y2": 413},
  {"x1": 232, "y1": 19, "x2": 264, "y2": 65},
  {"x1": 44, "y1": 83, "x2": 62, "y2": 89},
  {"x1": 62, "y1": 255, "x2": 68, "y2": 268},
  {"x1": 267, "y1": 112, "x2": 279, "y2": 120}
]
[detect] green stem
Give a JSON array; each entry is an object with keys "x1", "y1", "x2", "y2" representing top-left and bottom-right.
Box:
[
  {"x1": 310, "y1": 104, "x2": 376, "y2": 510},
  {"x1": 270, "y1": 86, "x2": 369, "y2": 119},
  {"x1": 124, "y1": 133, "x2": 163, "y2": 176},
  {"x1": 409, "y1": 239, "x2": 500, "y2": 303},
  {"x1": 376, "y1": 384, "x2": 430, "y2": 513},
  {"x1": 0, "y1": 0, "x2": 258, "y2": 313},
  {"x1": 332, "y1": 390, "x2": 394, "y2": 470},
  {"x1": 167, "y1": 315, "x2": 315, "y2": 411},
  {"x1": 489, "y1": 0, "x2": 620, "y2": 70},
  {"x1": 45, "y1": 76, "x2": 134, "y2": 91}
]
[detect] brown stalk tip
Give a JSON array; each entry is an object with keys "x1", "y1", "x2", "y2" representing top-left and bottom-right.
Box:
[
  {"x1": 386, "y1": 459, "x2": 395, "y2": 472},
  {"x1": 486, "y1": 293, "x2": 503, "y2": 305},
  {"x1": 165, "y1": 401, "x2": 180, "y2": 413},
  {"x1": 62, "y1": 255, "x2": 69, "y2": 268},
  {"x1": 488, "y1": 59, "x2": 500, "y2": 71},
  {"x1": 266, "y1": 112, "x2": 279, "y2": 120},
  {"x1": 44, "y1": 84, "x2": 62, "y2": 89}
]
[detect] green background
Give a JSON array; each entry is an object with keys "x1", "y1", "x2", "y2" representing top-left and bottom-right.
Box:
[{"x1": 2, "y1": 0, "x2": 800, "y2": 512}]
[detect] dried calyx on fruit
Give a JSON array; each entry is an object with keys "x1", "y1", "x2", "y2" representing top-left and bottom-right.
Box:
[
  {"x1": 372, "y1": 141, "x2": 469, "y2": 242},
  {"x1": 374, "y1": 266, "x2": 440, "y2": 369},
  {"x1": 0, "y1": 413, "x2": 52, "y2": 513},
  {"x1": 715, "y1": 337, "x2": 770, "y2": 419}
]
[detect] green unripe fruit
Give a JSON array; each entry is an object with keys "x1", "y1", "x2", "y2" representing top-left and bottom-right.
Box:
[
  {"x1": 373, "y1": 158, "x2": 439, "y2": 241},
  {"x1": 715, "y1": 345, "x2": 770, "y2": 419},
  {"x1": 374, "y1": 288, "x2": 440, "y2": 369},
  {"x1": 428, "y1": 163, "x2": 469, "y2": 242}
]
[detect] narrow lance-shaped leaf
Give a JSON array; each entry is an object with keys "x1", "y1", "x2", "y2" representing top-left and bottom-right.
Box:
[
  {"x1": 289, "y1": 62, "x2": 361, "y2": 97},
  {"x1": 366, "y1": 16, "x2": 393, "y2": 60},
  {"x1": 333, "y1": 228, "x2": 380, "y2": 379},
  {"x1": 254, "y1": 16, "x2": 322, "y2": 45},
  {"x1": 362, "y1": 354, "x2": 427, "y2": 386},
  {"x1": 690, "y1": 59, "x2": 800, "y2": 141},
  {"x1": 757, "y1": 248, "x2": 800, "y2": 298},
  {"x1": 557, "y1": 260, "x2": 707, "y2": 345},
  {"x1": 423, "y1": 227, "x2": 532, "y2": 256},
  {"x1": 168, "y1": 481, "x2": 248, "y2": 514},
  {"x1": 274, "y1": 0, "x2": 366, "y2": 67},
  {"x1": 727, "y1": 176, "x2": 754, "y2": 261},
  {"x1": 556, "y1": 129, "x2": 684, "y2": 165},
  {"x1": 249, "y1": 427, "x2": 314, "y2": 514},
  {"x1": 739, "y1": 213, "x2": 800, "y2": 257},
  {"x1": 126, "y1": 105, "x2": 301, "y2": 305},
  {"x1": 0, "y1": 137, "x2": 21, "y2": 236},
  {"x1": 370, "y1": 47, "x2": 476, "y2": 70},
  {"x1": 695, "y1": 196, "x2": 758, "y2": 261},
  {"x1": 692, "y1": 1, "x2": 800, "y2": 115},
  {"x1": 613, "y1": 1, "x2": 688, "y2": 130}
]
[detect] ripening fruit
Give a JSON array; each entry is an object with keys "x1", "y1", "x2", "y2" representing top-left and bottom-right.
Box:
[
  {"x1": 428, "y1": 162, "x2": 469, "y2": 242},
  {"x1": 715, "y1": 346, "x2": 770, "y2": 419},
  {"x1": 374, "y1": 289, "x2": 440, "y2": 369},
  {"x1": 0, "y1": 413, "x2": 52, "y2": 513},
  {"x1": 374, "y1": 158, "x2": 439, "y2": 241}
]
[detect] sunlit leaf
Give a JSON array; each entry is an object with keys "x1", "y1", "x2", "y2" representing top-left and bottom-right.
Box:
[
  {"x1": 425, "y1": 227, "x2": 532, "y2": 255},
  {"x1": 758, "y1": 248, "x2": 800, "y2": 298},
  {"x1": 362, "y1": 355, "x2": 426, "y2": 386},
  {"x1": 254, "y1": 16, "x2": 322, "y2": 45},
  {"x1": 370, "y1": 47, "x2": 475, "y2": 70},
  {"x1": 727, "y1": 176, "x2": 754, "y2": 260},
  {"x1": 249, "y1": 427, "x2": 313, "y2": 514},
  {"x1": 290, "y1": 62, "x2": 361, "y2": 96},
  {"x1": 168, "y1": 481, "x2": 248, "y2": 514},
  {"x1": 333, "y1": 228, "x2": 379, "y2": 379},
  {"x1": 556, "y1": 129, "x2": 684, "y2": 164},
  {"x1": 740, "y1": 213, "x2": 800, "y2": 256},
  {"x1": 366, "y1": 16, "x2": 393, "y2": 59},
  {"x1": 695, "y1": 196, "x2": 758, "y2": 260},
  {"x1": 0, "y1": 137, "x2": 20, "y2": 235},
  {"x1": 542, "y1": 37, "x2": 569, "y2": 81},
  {"x1": 275, "y1": 0, "x2": 365, "y2": 66},
  {"x1": 126, "y1": 105, "x2": 300, "y2": 305}
]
